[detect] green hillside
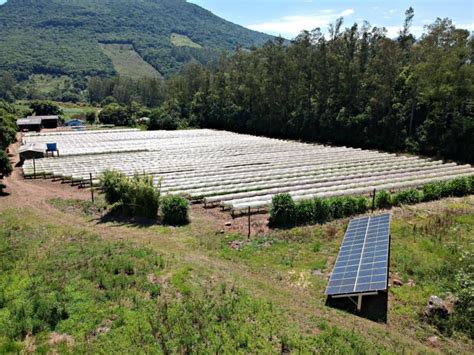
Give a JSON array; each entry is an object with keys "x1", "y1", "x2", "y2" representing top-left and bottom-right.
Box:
[{"x1": 0, "y1": 0, "x2": 273, "y2": 79}]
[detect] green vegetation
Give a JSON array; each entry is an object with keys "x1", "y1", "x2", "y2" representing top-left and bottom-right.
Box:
[
  {"x1": 29, "y1": 100, "x2": 63, "y2": 116},
  {"x1": 0, "y1": 150, "x2": 12, "y2": 178},
  {"x1": 99, "y1": 44, "x2": 161, "y2": 80},
  {"x1": 270, "y1": 176, "x2": 474, "y2": 227},
  {"x1": 270, "y1": 194, "x2": 369, "y2": 228},
  {"x1": 0, "y1": 101, "x2": 17, "y2": 150},
  {"x1": 161, "y1": 196, "x2": 189, "y2": 225},
  {"x1": 170, "y1": 33, "x2": 203, "y2": 49},
  {"x1": 0, "y1": 208, "x2": 388, "y2": 353},
  {"x1": 99, "y1": 170, "x2": 161, "y2": 219},
  {"x1": 0, "y1": 0, "x2": 271, "y2": 80}
]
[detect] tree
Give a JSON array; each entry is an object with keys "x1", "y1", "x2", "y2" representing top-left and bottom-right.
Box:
[
  {"x1": 85, "y1": 110, "x2": 97, "y2": 125},
  {"x1": 0, "y1": 150, "x2": 13, "y2": 178},
  {"x1": 98, "y1": 103, "x2": 130, "y2": 126},
  {"x1": 29, "y1": 100, "x2": 63, "y2": 116}
]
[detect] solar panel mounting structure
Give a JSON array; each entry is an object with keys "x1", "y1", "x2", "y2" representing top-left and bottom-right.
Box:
[{"x1": 325, "y1": 213, "x2": 391, "y2": 311}]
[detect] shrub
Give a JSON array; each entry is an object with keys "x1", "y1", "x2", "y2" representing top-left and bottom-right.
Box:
[
  {"x1": 329, "y1": 197, "x2": 345, "y2": 219},
  {"x1": 375, "y1": 190, "x2": 392, "y2": 209},
  {"x1": 269, "y1": 193, "x2": 295, "y2": 227},
  {"x1": 295, "y1": 199, "x2": 314, "y2": 225},
  {"x1": 422, "y1": 183, "x2": 442, "y2": 202},
  {"x1": 392, "y1": 188, "x2": 421, "y2": 206},
  {"x1": 161, "y1": 195, "x2": 189, "y2": 225},
  {"x1": 355, "y1": 196, "x2": 369, "y2": 214},
  {"x1": 469, "y1": 175, "x2": 474, "y2": 194},
  {"x1": 447, "y1": 177, "x2": 470, "y2": 197},
  {"x1": 100, "y1": 170, "x2": 161, "y2": 219},
  {"x1": 100, "y1": 170, "x2": 129, "y2": 204},
  {"x1": 313, "y1": 197, "x2": 332, "y2": 224},
  {"x1": 85, "y1": 110, "x2": 96, "y2": 124},
  {"x1": 342, "y1": 196, "x2": 359, "y2": 217},
  {"x1": 128, "y1": 174, "x2": 161, "y2": 218}
]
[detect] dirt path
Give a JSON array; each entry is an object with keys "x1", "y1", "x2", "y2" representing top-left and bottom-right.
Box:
[{"x1": 2, "y1": 138, "x2": 89, "y2": 211}]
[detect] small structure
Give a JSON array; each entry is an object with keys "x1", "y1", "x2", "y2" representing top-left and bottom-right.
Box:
[
  {"x1": 65, "y1": 119, "x2": 84, "y2": 127},
  {"x1": 45, "y1": 143, "x2": 59, "y2": 157},
  {"x1": 29, "y1": 115, "x2": 59, "y2": 129},
  {"x1": 19, "y1": 145, "x2": 45, "y2": 161},
  {"x1": 17, "y1": 117, "x2": 42, "y2": 132}
]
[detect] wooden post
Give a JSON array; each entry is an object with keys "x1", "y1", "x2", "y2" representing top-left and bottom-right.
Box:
[
  {"x1": 33, "y1": 157, "x2": 36, "y2": 179},
  {"x1": 371, "y1": 188, "x2": 376, "y2": 213},
  {"x1": 357, "y1": 295, "x2": 363, "y2": 312},
  {"x1": 247, "y1": 206, "x2": 251, "y2": 239},
  {"x1": 90, "y1": 173, "x2": 94, "y2": 203}
]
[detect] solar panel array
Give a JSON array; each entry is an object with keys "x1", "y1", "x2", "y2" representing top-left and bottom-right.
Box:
[{"x1": 325, "y1": 214, "x2": 391, "y2": 296}]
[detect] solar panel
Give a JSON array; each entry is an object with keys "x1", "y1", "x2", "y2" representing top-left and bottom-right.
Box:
[{"x1": 325, "y1": 214, "x2": 391, "y2": 296}]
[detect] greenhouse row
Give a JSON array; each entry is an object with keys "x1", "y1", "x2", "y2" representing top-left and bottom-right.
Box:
[{"x1": 22, "y1": 129, "x2": 474, "y2": 213}]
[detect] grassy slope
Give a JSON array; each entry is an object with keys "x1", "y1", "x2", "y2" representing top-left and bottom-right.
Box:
[
  {"x1": 170, "y1": 33, "x2": 203, "y2": 48},
  {"x1": 99, "y1": 44, "x2": 161, "y2": 79},
  {"x1": 0, "y1": 195, "x2": 473, "y2": 353}
]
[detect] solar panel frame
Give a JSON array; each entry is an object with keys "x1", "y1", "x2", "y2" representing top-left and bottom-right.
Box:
[{"x1": 325, "y1": 214, "x2": 391, "y2": 296}]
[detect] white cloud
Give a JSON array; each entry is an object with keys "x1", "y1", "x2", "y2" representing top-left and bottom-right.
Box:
[{"x1": 247, "y1": 8, "x2": 355, "y2": 38}]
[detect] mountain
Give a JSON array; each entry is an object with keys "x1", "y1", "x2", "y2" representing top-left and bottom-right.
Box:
[{"x1": 0, "y1": 0, "x2": 273, "y2": 79}]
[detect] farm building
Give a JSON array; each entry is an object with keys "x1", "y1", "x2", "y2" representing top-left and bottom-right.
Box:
[
  {"x1": 17, "y1": 117, "x2": 42, "y2": 132},
  {"x1": 17, "y1": 116, "x2": 60, "y2": 131},
  {"x1": 19, "y1": 145, "x2": 45, "y2": 161},
  {"x1": 30, "y1": 115, "x2": 59, "y2": 129}
]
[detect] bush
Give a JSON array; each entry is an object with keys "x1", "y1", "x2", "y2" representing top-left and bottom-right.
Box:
[
  {"x1": 355, "y1": 196, "x2": 369, "y2": 214},
  {"x1": 447, "y1": 177, "x2": 471, "y2": 197},
  {"x1": 295, "y1": 199, "x2": 314, "y2": 225},
  {"x1": 100, "y1": 170, "x2": 129, "y2": 204},
  {"x1": 392, "y1": 188, "x2": 421, "y2": 206},
  {"x1": 469, "y1": 175, "x2": 474, "y2": 194},
  {"x1": 329, "y1": 197, "x2": 345, "y2": 219},
  {"x1": 85, "y1": 110, "x2": 96, "y2": 124},
  {"x1": 375, "y1": 190, "x2": 392, "y2": 209},
  {"x1": 128, "y1": 174, "x2": 161, "y2": 219},
  {"x1": 161, "y1": 195, "x2": 189, "y2": 225},
  {"x1": 422, "y1": 183, "x2": 442, "y2": 202},
  {"x1": 313, "y1": 197, "x2": 332, "y2": 224},
  {"x1": 269, "y1": 193, "x2": 296, "y2": 227},
  {"x1": 99, "y1": 170, "x2": 161, "y2": 219}
]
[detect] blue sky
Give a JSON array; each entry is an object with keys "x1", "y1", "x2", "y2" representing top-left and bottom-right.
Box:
[
  {"x1": 0, "y1": 0, "x2": 472, "y2": 39},
  {"x1": 188, "y1": 0, "x2": 474, "y2": 39}
]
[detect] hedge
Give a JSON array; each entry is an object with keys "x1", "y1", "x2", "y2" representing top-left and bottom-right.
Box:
[{"x1": 269, "y1": 176, "x2": 474, "y2": 227}]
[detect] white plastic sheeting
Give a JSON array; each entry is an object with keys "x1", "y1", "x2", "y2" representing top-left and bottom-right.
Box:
[{"x1": 22, "y1": 129, "x2": 474, "y2": 212}]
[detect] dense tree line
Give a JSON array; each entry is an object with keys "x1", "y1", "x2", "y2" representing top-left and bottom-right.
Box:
[{"x1": 157, "y1": 12, "x2": 473, "y2": 164}]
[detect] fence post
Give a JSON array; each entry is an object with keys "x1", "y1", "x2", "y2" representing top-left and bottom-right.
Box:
[
  {"x1": 247, "y1": 206, "x2": 251, "y2": 239},
  {"x1": 90, "y1": 173, "x2": 94, "y2": 203},
  {"x1": 33, "y1": 157, "x2": 36, "y2": 179},
  {"x1": 371, "y1": 188, "x2": 376, "y2": 213}
]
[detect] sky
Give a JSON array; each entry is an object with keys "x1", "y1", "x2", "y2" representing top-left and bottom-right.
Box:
[
  {"x1": 187, "y1": 0, "x2": 474, "y2": 39},
  {"x1": 0, "y1": 0, "x2": 472, "y2": 39}
]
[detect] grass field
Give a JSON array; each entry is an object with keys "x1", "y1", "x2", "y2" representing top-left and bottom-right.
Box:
[
  {"x1": 0, "y1": 176, "x2": 473, "y2": 353},
  {"x1": 170, "y1": 33, "x2": 202, "y2": 48},
  {"x1": 99, "y1": 43, "x2": 161, "y2": 79}
]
